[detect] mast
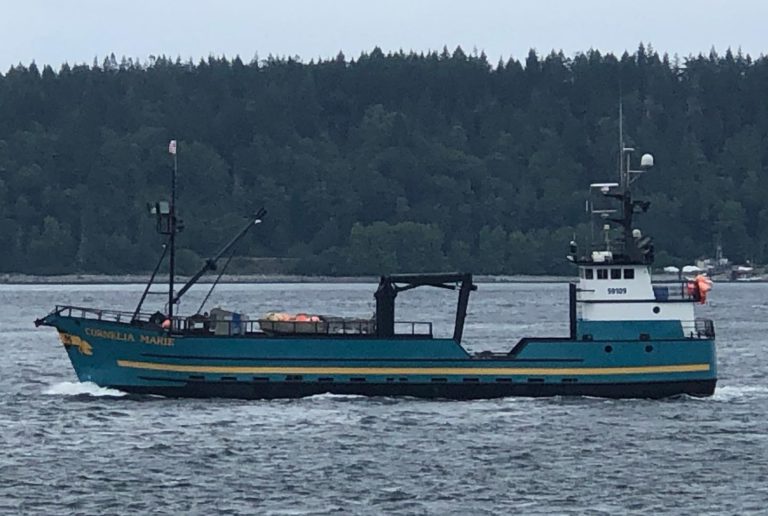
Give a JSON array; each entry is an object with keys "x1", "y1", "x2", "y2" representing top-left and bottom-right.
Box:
[
  {"x1": 577, "y1": 105, "x2": 654, "y2": 266},
  {"x1": 140, "y1": 140, "x2": 265, "y2": 323},
  {"x1": 620, "y1": 111, "x2": 632, "y2": 255},
  {"x1": 611, "y1": 107, "x2": 655, "y2": 263},
  {"x1": 168, "y1": 140, "x2": 178, "y2": 320},
  {"x1": 619, "y1": 101, "x2": 624, "y2": 186}
]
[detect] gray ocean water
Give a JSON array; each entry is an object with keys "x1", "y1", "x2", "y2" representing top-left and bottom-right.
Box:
[{"x1": 0, "y1": 281, "x2": 766, "y2": 515}]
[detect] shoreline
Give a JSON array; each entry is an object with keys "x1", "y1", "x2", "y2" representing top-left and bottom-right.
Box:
[
  {"x1": 2, "y1": 273, "x2": 762, "y2": 285},
  {"x1": 0, "y1": 273, "x2": 575, "y2": 285}
]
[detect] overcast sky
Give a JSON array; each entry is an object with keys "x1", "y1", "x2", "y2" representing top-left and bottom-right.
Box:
[{"x1": 1, "y1": 0, "x2": 765, "y2": 72}]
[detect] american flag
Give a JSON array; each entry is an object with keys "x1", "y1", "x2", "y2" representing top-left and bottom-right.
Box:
[{"x1": 168, "y1": 140, "x2": 177, "y2": 155}]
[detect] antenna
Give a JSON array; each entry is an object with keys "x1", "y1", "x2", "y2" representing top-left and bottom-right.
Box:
[
  {"x1": 169, "y1": 140, "x2": 178, "y2": 322},
  {"x1": 618, "y1": 100, "x2": 624, "y2": 180}
]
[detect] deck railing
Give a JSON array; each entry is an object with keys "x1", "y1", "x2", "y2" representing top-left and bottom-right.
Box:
[
  {"x1": 52, "y1": 305, "x2": 166, "y2": 324},
  {"x1": 651, "y1": 283, "x2": 700, "y2": 302},
  {"x1": 50, "y1": 305, "x2": 432, "y2": 338},
  {"x1": 694, "y1": 318, "x2": 716, "y2": 338}
]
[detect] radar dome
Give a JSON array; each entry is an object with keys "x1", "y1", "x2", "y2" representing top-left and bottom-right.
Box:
[{"x1": 640, "y1": 153, "x2": 654, "y2": 168}]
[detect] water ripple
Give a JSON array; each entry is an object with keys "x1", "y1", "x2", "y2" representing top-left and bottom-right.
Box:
[{"x1": 1, "y1": 282, "x2": 767, "y2": 514}]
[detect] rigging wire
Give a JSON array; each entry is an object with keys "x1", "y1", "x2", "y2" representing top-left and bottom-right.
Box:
[
  {"x1": 196, "y1": 249, "x2": 236, "y2": 315},
  {"x1": 133, "y1": 240, "x2": 170, "y2": 320}
]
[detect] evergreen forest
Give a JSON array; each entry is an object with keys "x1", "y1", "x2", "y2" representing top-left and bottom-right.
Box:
[{"x1": 1, "y1": 44, "x2": 767, "y2": 276}]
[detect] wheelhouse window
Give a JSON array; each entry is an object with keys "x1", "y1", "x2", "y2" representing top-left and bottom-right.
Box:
[
  {"x1": 597, "y1": 269, "x2": 608, "y2": 280},
  {"x1": 585, "y1": 268, "x2": 594, "y2": 279},
  {"x1": 610, "y1": 269, "x2": 622, "y2": 279},
  {"x1": 624, "y1": 268, "x2": 635, "y2": 279}
]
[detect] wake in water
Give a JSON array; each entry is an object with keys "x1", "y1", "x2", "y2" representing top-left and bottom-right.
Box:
[
  {"x1": 301, "y1": 392, "x2": 375, "y2": 402},
  {"x1": 712, "y1": 384, "x2": 768, "y2": 402},
  {"x1": 43, "y1": 381, "x2": 127, "y2": 397}
]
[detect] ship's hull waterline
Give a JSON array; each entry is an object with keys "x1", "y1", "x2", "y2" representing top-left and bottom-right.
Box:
[{"x1": 112, "y1": 379, "x2": 716, "y2": 400}]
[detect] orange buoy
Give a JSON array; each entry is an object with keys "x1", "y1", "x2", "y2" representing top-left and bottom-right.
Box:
[
  {"x1": 695, "y1": 274, "x2": 713, "y2": 304},
  {"x1": 161, "y1": 319, "x2": 171, "y2": 329}
]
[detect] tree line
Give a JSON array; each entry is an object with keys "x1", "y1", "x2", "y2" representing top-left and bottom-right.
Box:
[{"x1": 1, "y1": 44, "x2": 767, "y2": 275}]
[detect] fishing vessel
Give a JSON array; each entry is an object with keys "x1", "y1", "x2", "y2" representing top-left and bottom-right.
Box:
[{"x1": 35, "y1": 137, "x2": 717, "y2": 399}]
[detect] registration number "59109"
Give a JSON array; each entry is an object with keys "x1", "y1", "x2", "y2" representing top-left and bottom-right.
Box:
[{"x1": 607, "y1": 288, "x2": 627, "y2": 295}]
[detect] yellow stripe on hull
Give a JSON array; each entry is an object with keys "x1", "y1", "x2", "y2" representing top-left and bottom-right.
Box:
[{"x1": 116, "y1": 360, "x2": 710, "y2": 376}]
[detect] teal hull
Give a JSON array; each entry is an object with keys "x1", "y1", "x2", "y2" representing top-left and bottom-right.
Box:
[{"x1": 41, "y1": 313, "x2": 717, "y2": 399}]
